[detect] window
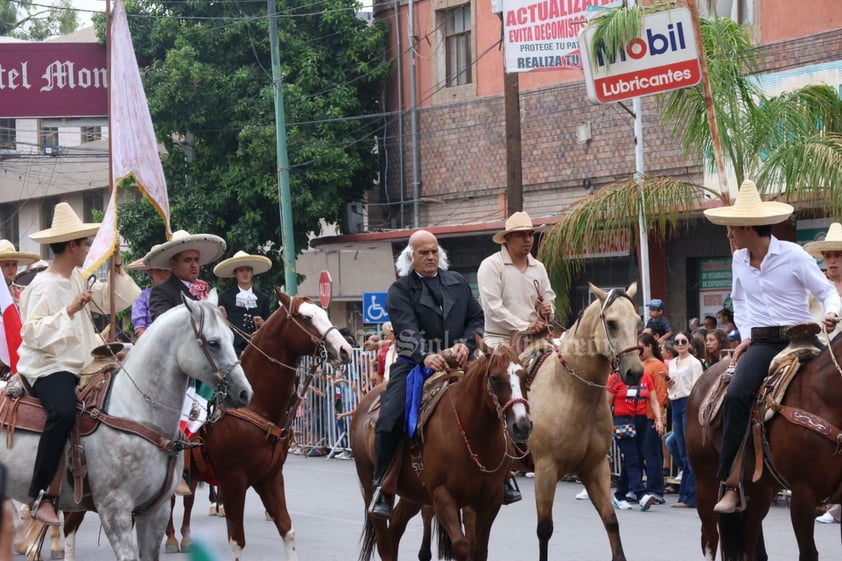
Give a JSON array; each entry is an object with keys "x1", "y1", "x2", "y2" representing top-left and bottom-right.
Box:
[
  {"x1": 39, "y1": 124, "x2": 59, "y2": 155},
  {"x1": 445, "y1": 4, "x2": 472, "y2": 87},
  {"x1": 83, "y1": 190, "x2": 104, "y2": 223},
  {"x1": 81, "y1": 126, "x2": 102, "y2": 143},
  {"x1": 40, "y1": 196, "x2": 61, "y2": 258},
  {"x1": 703, "y1": 0, "x2": 753, "y2": 25},
  {"x1": 0, "y1": 119, "x2": 15, "y2": 150},
  {"x1": 0, "y1": 204, "x2": 19, "y2": 248}
]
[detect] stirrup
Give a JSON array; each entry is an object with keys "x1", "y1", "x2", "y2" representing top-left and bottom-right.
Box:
[
  {"x1": 31, "y1": 490, "x2": 60, "y2": 526},
  {"x1": 368, "y1": 486, "x2": 393, "y2": 519},
  {"x1": 716, "y1": 482, "x2": 746, "y2": 513}
]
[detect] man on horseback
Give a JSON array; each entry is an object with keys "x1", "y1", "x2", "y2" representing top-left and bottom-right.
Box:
[
  {"x1": 19, "y1": 203, "x2": 140, "y2": 526},
  {"x1": 477, "y1": 211, "x2": 555, "y2": 349},
  {"x1": 368, "y1": 230, "x2": 484, "y2": 518},
  {"x1": 213, "y1": 251, "x2": 273, "y2": 355},
  {"x1": 703, "y1": 180, "x2": 840, "y2": 514}
]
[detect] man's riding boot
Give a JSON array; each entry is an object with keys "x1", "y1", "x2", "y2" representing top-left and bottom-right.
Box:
[
  {"x1": 32, "y1": 491, "x2": 60, "y2": 526},
  {"x1": 714, "y1": 487, "x2": 742, "y2": 514},
  {"x1": 502, "y1": 475, "x2": 522, "y2": 505},
  {"x1": 368, "y1": 431, "x2": 401, "y2": 519}
]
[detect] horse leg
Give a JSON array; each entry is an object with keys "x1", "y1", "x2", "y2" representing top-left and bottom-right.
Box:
[
  {"x1": 135, "y1": 498, "x2": 172, "y2": 561},
  {"x1": 253, "y1": 472, "x2": 297, "y2": 561},
  {"x1": 418, "y1": 505, "x2": 433, "y2": 561},
  {"x1": 693, "y1": 465, "x2": 722, "y2": 560},
  {"x1": 96, "y1": 506, "x2": 137, "y2": 561},
  {"x1": 789, "y1": 486, "x2": 820, "y2": 561},
  {"x1": 580, "y1": 458, "x2": 625, "y2": 561},
  {"x1": 163, "y1": 495, "x2": 179, "y2": 553},
  {"x1": 62, "y1": 511, "x2": 85, "y2": 561},
  {"x1": 179, "y1": 480, "x2": 198, "y2": 552},
  {"x1": 468, "y1": 505, "x2": 498, "y2": 561},
  {"x1": 220, "y1": 480, "x2": 252, "y2": 561},
  {"x1": 47, "y1": 522, "x2": 62, "y2": 559},
  {"x1": 533, "y1": 459, "x2": 560, "y2": 561},
  {"x1": 431, "y1": 488, "x2": 469, "y2": 561},
  {"x1": 389, "y1": 499, "x2": 421, "y2": 559}
]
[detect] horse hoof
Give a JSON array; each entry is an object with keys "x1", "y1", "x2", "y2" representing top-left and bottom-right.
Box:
[
  {"x1": 180, "y1": 539, "x2": 191, "y2": 553},
  {"x1": 164, "y1": 542, "x2": 180, "y2": 553},
  {"x1": 216, "y1": 506, "x2": 225, "y2": 517},
  {"x1": 51, "y1": 548, "x2": 64, "y2": 559}
]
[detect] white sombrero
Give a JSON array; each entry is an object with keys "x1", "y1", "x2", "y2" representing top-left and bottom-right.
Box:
[
  {"x1": 127, "y1": 243, "x2": 171, "y2": 271},
  {"x1": 213, "y1": 250, "x2": 272, "y2": 278},
  {"x1": 492, "y1": 211, "x2": 543, "y2": 244},
  {"x1": 703, "y1": 180, "x2": 793, "y2": 226},
  {"x1": 804, "y1": 222, "x2": 842, "y2": 257},
  {"x1": 143, "y1": 230, "x2": 226, "y2": 269},
  {"x1": 0, "y1": 239, "x2": 40, "y2": 266},
  {"x1": 30, "y1": 202, "x2": 100, "y2": 244}
]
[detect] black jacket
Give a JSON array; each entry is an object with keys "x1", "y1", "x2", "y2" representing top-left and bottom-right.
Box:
[
  {"x1": 386, "y1": 269, "x2": 484, "y2": 364},
  {"x1": 218, "y1": 286, "x2": 272, "y2": 354},
  {"x1": 150, "y1": 275, "x2": 194, "y2": 322}
]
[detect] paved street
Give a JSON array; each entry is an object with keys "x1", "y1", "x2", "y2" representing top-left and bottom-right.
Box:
[{"x1": 60, "y1": 454, "x2": 838, "y2": 560}]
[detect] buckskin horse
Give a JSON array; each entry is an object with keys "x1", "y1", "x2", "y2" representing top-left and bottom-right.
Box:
[
  {"x1": 165, "y1": 291, "x2": 352, "y2": 561},
  {"x1": 523, "y1": 282, "x2": 643, "y2": 561},
  {"x1": 0, "y1": 296, "x2": 252, "y2": 561},
  {"x1": 686, "y1": 327, "x2": 842, "y2": 561},
  {"x1": 351, "y1": 337, "x2": 532, "y2": 561}
]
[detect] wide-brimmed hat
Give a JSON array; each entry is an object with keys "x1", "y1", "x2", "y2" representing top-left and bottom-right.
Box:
[
  {"x1": 493, "y1": 211, "x2": 542, "y2": 244},
  {"x1": 703, "y1": 180, "x2": 793, "y2": 226},
  {"x1": 30, "y1": 202, "x2": 100, "y2": 244},
  {"x1": 213, "y1": 250, "x2": 272, "y2": 278},
  {"x1": 143, "y1": 230, "x2": 226, "y2": 269},
  {"x1": 804, "y1": 222, "x2": 842, "y2": 257},
  {"x1": 126, "y1": 243, "x2": 171, "y2": 271},
  {"x1": 0, "y1": 239, "x2": 40, "y2": 266}
]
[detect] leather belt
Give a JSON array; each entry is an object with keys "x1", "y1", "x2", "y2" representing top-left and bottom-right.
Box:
[{"x1": 750, "y1": 326, "x2": 791, "y2": 342}]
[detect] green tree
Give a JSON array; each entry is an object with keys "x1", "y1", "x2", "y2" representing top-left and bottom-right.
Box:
[
  {"x1": 539, "y1": 10, "x2": 842, "y2": 314},
  {"x1": 0, "y1": 0, "x2": 77, "y2": 40},
  {"x1": 115, "y1": 0, "x2": 389, "y2": 289}
]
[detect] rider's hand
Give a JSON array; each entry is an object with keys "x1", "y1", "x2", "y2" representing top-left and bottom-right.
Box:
[
  {"x1": 731, "y1": 338, "x2": 751, "y2": 365},
  {"x1": 218, "y1": 306, "x2": 228, "y2": 320},
  {"x1": 450, "y1": 343, "x2": 469, "y2": 366},
  {"x1": 527, "y1": 321, "x2": 547, "y2": 333},
  {"x1": 67, "y1": 289, "x2": 93, "y2": 317},
  {"x1": 823, "y1": 312, "x2": 839, "y2": 332},
  {"x1": 536, "y1": 300, "x2": 553, "y2": 319},
  {"x1": 253, "y1": 315, "x2": 265, "y2": 329},
  {"x1": 423, "y1": 352, "x2": 447, "y2": 372}
]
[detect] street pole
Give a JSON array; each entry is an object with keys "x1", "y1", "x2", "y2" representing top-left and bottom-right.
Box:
[
  {"x1": 504, "y1": 71, "x2": 523, "y2": 214},
  {"x1": 268, "y1": 0, "x2": 298, "y2": 294},
  {"x1": 408, "y1": 0, "x2": 420, "y2": 227}
]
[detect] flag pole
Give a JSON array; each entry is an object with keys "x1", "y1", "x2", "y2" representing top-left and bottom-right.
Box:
[{"x1": 106, "y1": 0, "x2": 118, "y2": 339}]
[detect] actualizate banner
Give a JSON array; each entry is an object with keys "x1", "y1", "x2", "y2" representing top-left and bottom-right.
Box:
[{"x1": 502, "y1": 0, "x2": 617, "y2": 73}]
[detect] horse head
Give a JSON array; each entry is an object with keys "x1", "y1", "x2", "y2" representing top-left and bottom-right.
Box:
[
  {"x1": 587, "y1": 281, "x2": 644, "y2": 386},
  {"x1": 272, "y1": 289, "x2": 353, "y2": 364},
  {"x1": 181, "y1": 295, "x2": 253, "y2": 408},
  {"x1": 475, "y1": 335, "x2": 532, "y2": 444}
]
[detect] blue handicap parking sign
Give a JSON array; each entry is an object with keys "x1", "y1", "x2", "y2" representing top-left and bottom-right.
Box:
[{"x1": 362, "y1": 292, "x2": 389, "y2": 324}]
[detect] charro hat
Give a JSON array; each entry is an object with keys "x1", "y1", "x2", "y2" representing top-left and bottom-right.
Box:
[
  {"x1": 0, "y1": 240, "x2": 40, "y2": 266},
  {"x1": 493, "y1": 211, "x2": 542, "y2": 244},
  {"x1": 803, "y1": 222, "x2": 842, "y2": 257},
  {"x1": 143, "y1": 230, "x2": 226, "y2": 269},
  {"x1": 703, "y1": 180, "x2": 793, "y2": 226},
  {"x1": 213, "y1": 250, "x2": 272, "y2": 278},
  {"x1": 29, "y1": 202, "x2": 100, "y2": 244},
  {"x1": 127, "y1": 243, "x2": 170, "y2": 271}
]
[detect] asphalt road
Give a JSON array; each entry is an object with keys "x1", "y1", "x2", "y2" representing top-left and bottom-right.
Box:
[{"x1": 52, "y1": 454, "x2": 840, "y2": 560}]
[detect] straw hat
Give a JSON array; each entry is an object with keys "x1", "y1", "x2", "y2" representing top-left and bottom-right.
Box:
[
  {"x1": 493, "y1": 212, "x2": 542, "y2": 244},
  {"x1": 213, "y1": 250, "x2": 272, "y2": 278},
  {"x1": 804, "y1": 222, "x2": 842, "y2": 257},
  {"x1": 126, "y1": 243, "x2": 170, "y2": 271},
  {"x1": 143, "y1": 230, "x2": 226, "y2": 269},
  {"x1": 703, "y1": 180, "x2": 793, "y2": 226},
  {"x1": 30, "y1": 202, "x2": 100, "y2": 244},
  {"x1": 0, "y1": 240, "x2": 40, "y2": 266}
]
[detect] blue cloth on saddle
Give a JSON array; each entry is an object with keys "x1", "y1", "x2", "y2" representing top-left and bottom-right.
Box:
[{"x1": 403, "y1": 357, "x2": 433, "y2": 438}]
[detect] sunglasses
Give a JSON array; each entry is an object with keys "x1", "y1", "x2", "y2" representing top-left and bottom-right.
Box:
[{"x1": 674, "y1": 339, "x2": 689, "y2": 345}]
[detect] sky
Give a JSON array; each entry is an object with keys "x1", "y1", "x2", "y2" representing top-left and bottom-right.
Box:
[{"x1": 69, "y1": 0, "x2": 106, "y2": 27}]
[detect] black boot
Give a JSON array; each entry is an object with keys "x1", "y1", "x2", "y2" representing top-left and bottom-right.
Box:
[
  {"x1": 368, "y1": 431, "x2": 401, "y2": 519},
  {"x1": 502, "y1": 475, "x2": 522, "y2": 505}
]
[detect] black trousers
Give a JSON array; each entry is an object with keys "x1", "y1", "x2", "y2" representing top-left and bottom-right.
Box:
[
  {"x1": 29, "y1": 371, "x2": 77, "y2": 499},
  {"x1": 717, "y1": 339, "x2": 786, "y2": 482}
]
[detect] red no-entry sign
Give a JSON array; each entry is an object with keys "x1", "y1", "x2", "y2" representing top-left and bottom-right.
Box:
[{"x1": 318, "y1": 271, "x2": 332, "y2": 308}]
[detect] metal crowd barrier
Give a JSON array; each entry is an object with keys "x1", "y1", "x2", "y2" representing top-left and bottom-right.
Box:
[{"x1": 290, "y1": 347, "x2": 624, "y2": 475}]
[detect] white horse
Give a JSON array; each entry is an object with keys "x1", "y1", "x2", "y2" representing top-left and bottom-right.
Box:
[{"x1": 0, "y1": 295, "x2": 253, "y2": 561}]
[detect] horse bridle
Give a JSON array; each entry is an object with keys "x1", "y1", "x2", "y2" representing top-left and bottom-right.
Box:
[
  {"x1": 188, "y1": 301, "x2": 242, "y2": 405},
  {"x1": 598, "y1": 288, "x2": 643, "y2": 373}
]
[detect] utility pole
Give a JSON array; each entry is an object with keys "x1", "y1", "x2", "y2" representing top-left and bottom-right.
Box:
[
  {"x1": 499, "y1": 13, "x2": 523, "y2": 215},
  {"x1": 268, "y1": 0, "x2": 298, "y2": 294}
]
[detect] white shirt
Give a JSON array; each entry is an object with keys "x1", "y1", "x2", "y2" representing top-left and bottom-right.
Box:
[
  {"x1": 668, "y1": 353, "x2": 703, "y2": 400},
  {"x1": 732, "y1": 236, "x2": 841, "y2": 338}
]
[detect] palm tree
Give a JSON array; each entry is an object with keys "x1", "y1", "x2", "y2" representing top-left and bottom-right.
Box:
[{"x1": 539, "y1": 8, "x2": 842, "y2": 314}]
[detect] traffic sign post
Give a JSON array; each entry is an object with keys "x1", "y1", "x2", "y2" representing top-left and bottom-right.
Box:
[
  {"x1": 318, "y1": 271, "x2": 332, "y2": 308},
  {"x1": 362, "y1": 292, "x2": 389, "y2": 324}
]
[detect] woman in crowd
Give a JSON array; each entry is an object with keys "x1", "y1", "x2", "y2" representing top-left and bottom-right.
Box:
[
  {"x1": 637, "y1": 332, "x2": 669, "y2": 509},
  {"x1": 705, "y1": 328, "x2": 730, "y2": 367}
]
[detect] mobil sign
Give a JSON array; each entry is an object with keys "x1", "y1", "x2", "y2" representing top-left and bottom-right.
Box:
[{"x1": 579, "y1": 8, "x2": 701, "y2": 103}]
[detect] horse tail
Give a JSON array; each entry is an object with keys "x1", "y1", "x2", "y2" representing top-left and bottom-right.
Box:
[
  {"x1": 718, "y1": 512, "x2": 744, "y2": 561},
  {"x1": 358, "y1": 512, "x2": 376, "y2": 561},
  {"x1": 435, "y1": 515, "x2": 455, "y2": 561}
]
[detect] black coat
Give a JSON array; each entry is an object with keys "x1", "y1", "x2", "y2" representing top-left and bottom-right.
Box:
[
  {"x1": 149, "y1": 275, "x2": 194, "y2": 322},
  {"x1": 386, "y1": 269, "x2": 484, "y2": 364},
  {"x1": 218, "y1": 286, "x2": 272, "y2": 354}
]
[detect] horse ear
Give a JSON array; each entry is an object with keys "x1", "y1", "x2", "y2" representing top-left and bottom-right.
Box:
[
  {"x1": 206, "y1": 288, "x2": 218, "y2": 306},
  {"x1": 626, "y1": 282, "x2": 638, "y2": 299},
  {"x1": 589, "y1": 282, "x2": 607, "y2": 302},
  {"x1": 274, "y1": 287, "x2": 287, "y2": 302},
  {"x1": 181, "y1": 292, "x2": 198, "y2": 314}
]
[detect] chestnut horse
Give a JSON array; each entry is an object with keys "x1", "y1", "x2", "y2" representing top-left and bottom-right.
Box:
[
  {"x1": 351, "y1": 338, "x2": 531, "y2": 561},
  {"x1": 525, "y1": 282, "x2": 644, "y2": 561},
  {"x1": 165, "y1": 291, "x2": 353, "y2": 561},
  {"x1": 686, "y1": 332, "x2": 842, "y2": 561}
]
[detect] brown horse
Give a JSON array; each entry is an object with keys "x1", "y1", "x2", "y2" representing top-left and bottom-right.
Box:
[
  {"x1": 351, "y1": 338, "x2": 532, "y2": 561},
  {"x1": 525, "y1": 282, "x2": 644, "y2": 561},
  {"x1": 165, "y1": 291, "x2": 353, "y2": 561},
  {"x1": 686, "y1": 333, "x2": 842, "y2": 561}
]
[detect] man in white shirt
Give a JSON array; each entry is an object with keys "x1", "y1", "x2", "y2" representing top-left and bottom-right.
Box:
[
  {"x1": 214, "y1": 251, "x2": 273, "y2": 355},
  {"x1": 477, "y1": 212, "x2": 555, "y2": 348},
  {"x1": 704, "y1": 181, "x2": 840, "y2": 514},
  {"x1": 19, "y1": 203, "x2": 140, "y2": 525}
]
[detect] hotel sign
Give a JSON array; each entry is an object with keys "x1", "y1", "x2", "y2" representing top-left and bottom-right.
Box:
[{"x1": 579, "y1": 8, "x2": 701, "y2": 103}]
